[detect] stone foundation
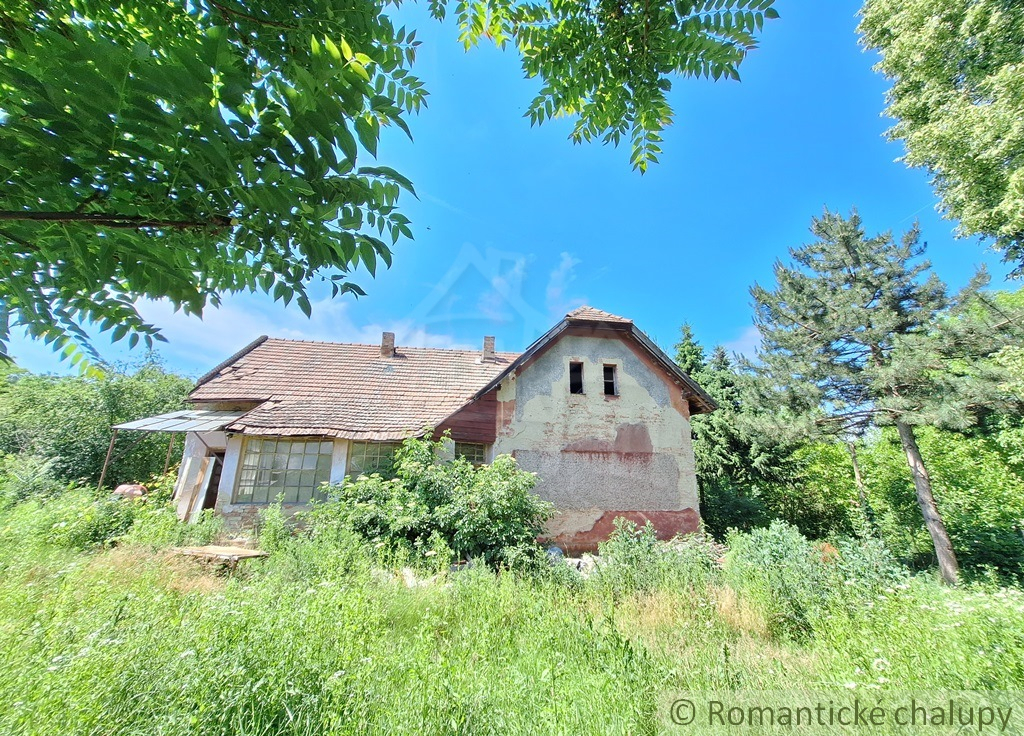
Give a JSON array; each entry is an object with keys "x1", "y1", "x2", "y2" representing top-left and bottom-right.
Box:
[{"x1": 543, "y1": 508, "x2": 700, "y2": 555}]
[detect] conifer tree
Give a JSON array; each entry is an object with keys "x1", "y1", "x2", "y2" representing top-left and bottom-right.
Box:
[
  {"x1": 750, "y1": 209, "x2": 1022, "y2": 584},
  {"x1": 674, "y1": 324, "x2": 707, "y2": 377},
  {"x1": 674, "y1": 326, "x2": 792, "y2": 533}
]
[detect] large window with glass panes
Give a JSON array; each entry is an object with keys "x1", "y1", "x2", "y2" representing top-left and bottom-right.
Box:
[
  {"x1": 346, "y1": 441, "x2": 401, "y2": 476},
  {"x1": 233, "y1": 437, "x2": 334, "y2": 504}
]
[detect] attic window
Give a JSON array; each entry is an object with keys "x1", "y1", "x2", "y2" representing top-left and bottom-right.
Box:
[
  {"x1": 455, "y1": 442, "x2": 487, "y2": 465},
  {"x1": 603, "y1": 364, "x2": 618, "y2": 396},
  {"x1": 569, "y1": 362, "x2": 584, "y2": 394}
]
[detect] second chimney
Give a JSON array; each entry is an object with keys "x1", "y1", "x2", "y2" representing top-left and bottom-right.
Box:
[
  {"x1": 381, "y1": 331, "x2": 396, "y2": 358},
  {"x1": 482, "y1": 335, "x2": 495, "y2": 361}
]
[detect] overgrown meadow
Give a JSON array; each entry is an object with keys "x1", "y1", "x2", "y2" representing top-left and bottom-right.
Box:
[
  {"x1": 1, "y1": 480, "x2": 1023, "y2": 736},
  {"x1": 2, "y1": 360, "x2": 1024, "y2": 735}
]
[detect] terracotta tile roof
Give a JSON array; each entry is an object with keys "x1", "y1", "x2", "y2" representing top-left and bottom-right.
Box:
[
  {"x1": 565, "y1": 306, "x2": 633, "y2": 324},
  {"x1": 189, "y1": 338, "x2": 520, "y2": 441}
]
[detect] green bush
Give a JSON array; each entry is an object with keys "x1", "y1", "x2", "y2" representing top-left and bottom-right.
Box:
[
  {"x1": 724, "y1": 521, "x2": 907, "y2": 641},
  {"x1": 306, "y1": 436, "x2": 553, "y2": 569},
  {"x1": 594, "y1": 517, "x2": 721, "y2": 595},
  {"x1": 0, "y1": 470, "x2": 222, "y2": 552},
  {"x1": 38, "y1": 489, "x2": 143, "y2": 550},
  {"x1": 699, "y1": 478, "x2": 770, "y2": 539},
  {"x1": 0, "y1": 452, "x2": 68, "y2": 509},
  {"x1": 257, "y1": 500, "x2": 291, "y2": 553},
  {"x1": 862, "y1": 427, "x2": 1024, "y2": 580},
  {"x1": 0, "y1": 360, "x2": 192, "y2": 487}
]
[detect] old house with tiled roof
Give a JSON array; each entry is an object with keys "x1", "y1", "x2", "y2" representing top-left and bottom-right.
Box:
[{"x1": 124, "y1": 307, "x2": 715, "y2": 551}]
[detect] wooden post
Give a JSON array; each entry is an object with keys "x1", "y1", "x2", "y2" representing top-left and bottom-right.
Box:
[
  {"x1": 163, "y1": 434, "x2": 175, "y2": 475},
  {"x1": 97, "y1": 428, "x2": 118, "y2": 492}
]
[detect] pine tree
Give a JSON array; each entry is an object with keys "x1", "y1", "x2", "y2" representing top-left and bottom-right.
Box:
[
  {"x1": 674, "y1": 324, "x2": 707, "y2": 377},
  {"x1": 674, "y1": 327, "x2": 793, "y2": 535},
  {"x1": 750, "y1": 209, "x2": 1023, "y2": 585}
]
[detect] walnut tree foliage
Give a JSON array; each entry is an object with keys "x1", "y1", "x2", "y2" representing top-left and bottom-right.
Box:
[
  {"x1": 432, "y1": 0, "x2": 779, "y2": 171},
  {"x1": 859, "y1": 0, "x2": 1024, "y2": 274},
  {"x1": 0, "y1": 0, "x2": 778, "y2": 366},
  {"x1": 0, "y1": 0, "x2": 423, "y2": 365}
]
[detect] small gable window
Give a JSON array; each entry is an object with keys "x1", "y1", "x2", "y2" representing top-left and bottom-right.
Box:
[
  {"x1": 455, "y1": 442, "x2": 487, "y2": 465},
  {"x1": 603, "y1": 364, "x2": 618, "y2": 396},
  {"x1": 569, "y1": 361, "x2": 584, "y2": 394}
]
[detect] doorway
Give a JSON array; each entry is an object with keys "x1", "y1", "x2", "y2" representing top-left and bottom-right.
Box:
[{"x1": 202, "y1": 452, "x2": 225, "y2": 510}]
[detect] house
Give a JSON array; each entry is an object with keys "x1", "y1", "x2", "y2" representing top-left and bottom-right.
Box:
[{"x1": 125, "y1": 307, "x2": 715, "y2": 552}]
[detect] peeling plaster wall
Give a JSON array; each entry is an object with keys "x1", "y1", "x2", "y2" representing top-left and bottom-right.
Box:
[{"x1": 493, "y1": 333, "x2": 699, "y2": 551}]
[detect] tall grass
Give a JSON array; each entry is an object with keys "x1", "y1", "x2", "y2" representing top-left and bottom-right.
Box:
[{"x1": 0, "y1": 501, "x2": 1022, "y2": 735}]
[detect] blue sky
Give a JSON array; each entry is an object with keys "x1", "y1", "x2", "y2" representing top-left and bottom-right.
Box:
[{"x1": 8, "y1": 0, "x2": 1014, "y2": 376}]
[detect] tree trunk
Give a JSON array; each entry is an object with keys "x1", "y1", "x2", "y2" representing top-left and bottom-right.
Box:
[
  {"x1": 846, "y1": 441, "x2": 877, "y2": 537},
  {"x1": 895, "y1": 420, "x2": 959, "y2": 585}
]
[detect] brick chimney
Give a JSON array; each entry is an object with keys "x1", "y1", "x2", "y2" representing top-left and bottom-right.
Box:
[
  {"x1": 482, "y1": 335, "x2": 495, "y2": 361},
  {"x1": 381, "y1": 331, "x2": 395, "y2": 358}
]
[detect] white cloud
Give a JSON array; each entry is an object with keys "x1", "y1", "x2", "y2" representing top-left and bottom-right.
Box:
[
  {"x1": 477, "y1": 254, "x2": 529, "y2": 322},
  {"x1": 545, "y1": 252, "x2": 586, "y2": 317},
  {"x1": 722, "y1": 324, "x2": 762, "y2": 361}
]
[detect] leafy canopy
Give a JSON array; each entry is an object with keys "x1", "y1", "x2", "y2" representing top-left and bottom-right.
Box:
[
  {"x1": 434, "y1": 0, "x2": 780, "y2": 172},
  {"x1": 0, "y1": 358, "x2": 193, "y2": 486},
  {"x1": 0, "y1": 0, "x2": 777, "y2": 365},
  {"x1": 859, "y1": 0, "x2": 1024, "y2": 273},
  {"x1": 0, "y1": 0, "x2": 422, "y2": 364}
]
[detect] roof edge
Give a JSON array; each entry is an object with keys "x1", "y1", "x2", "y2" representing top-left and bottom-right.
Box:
[
  {"x1": 192, "y1": 335, "x2": 269, "y2": 391},
  {"x1": 466, "y1": 319, "x2": 717, "y2": 414},
  {"x1": 628, "y1": 328, "x2": 717, "y2": 414}
]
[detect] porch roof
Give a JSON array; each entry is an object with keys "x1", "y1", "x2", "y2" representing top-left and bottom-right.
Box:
[{"x1": 112, "y1": 409, "x2": 249, "y2": 434}]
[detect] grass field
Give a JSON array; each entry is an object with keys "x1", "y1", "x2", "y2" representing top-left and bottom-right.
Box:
[{"x1": 1, "y1": 494, "x2": 1023, "y2": 735}]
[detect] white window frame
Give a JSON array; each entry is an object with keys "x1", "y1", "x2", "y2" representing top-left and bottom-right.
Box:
[
  {"x1": 233, "y1": 437, "x2": 333, "y2": 505},
  {"x1": 347, "y1": 441, "x2": 401, "y2": 477}
]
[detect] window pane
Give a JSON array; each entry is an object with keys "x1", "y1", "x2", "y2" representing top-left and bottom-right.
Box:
[
  {"x1": 347, "y1": 442, "x2": 399, "y2": 475},
  {"x1": 233, "y1": 437, "x2": 333, "y2": 504},
  {"x1": 455, "y1": 442, "x2": 487, "y2": 465},
  {"x1": 603, "y1": 364, "x2": 617, "y2": 396}
]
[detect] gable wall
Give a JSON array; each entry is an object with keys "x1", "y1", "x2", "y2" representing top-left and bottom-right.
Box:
[
  {"x1": 437, "y1": 390, "x2": 498, "y2": 443},
  {"x1": 493, "y1": 329, "x2": 699, "y2": 552}
]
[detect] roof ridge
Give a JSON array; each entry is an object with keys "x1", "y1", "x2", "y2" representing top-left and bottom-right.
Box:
[
  {"x1": 261, "y1": 336, "x2": 521, "y2": 355},
  {"x1": 565, "y1": 305, "x2": 632, "y2": 323}
]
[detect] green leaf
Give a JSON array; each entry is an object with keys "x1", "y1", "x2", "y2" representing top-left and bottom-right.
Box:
[{"x1": 354, "y1": 117, "x2": 379, "y2": 157}]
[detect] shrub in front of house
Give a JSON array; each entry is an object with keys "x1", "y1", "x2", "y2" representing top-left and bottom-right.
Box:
[
  {"x1": 593, "y1": 517, "x2": 722, "y2": 596},
  {"x1": 723, "y1": 521, "x2": 907, "y2": 641},
  {"x1": 305, "y1": 436, "x2": 554, "y2": 569}
]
